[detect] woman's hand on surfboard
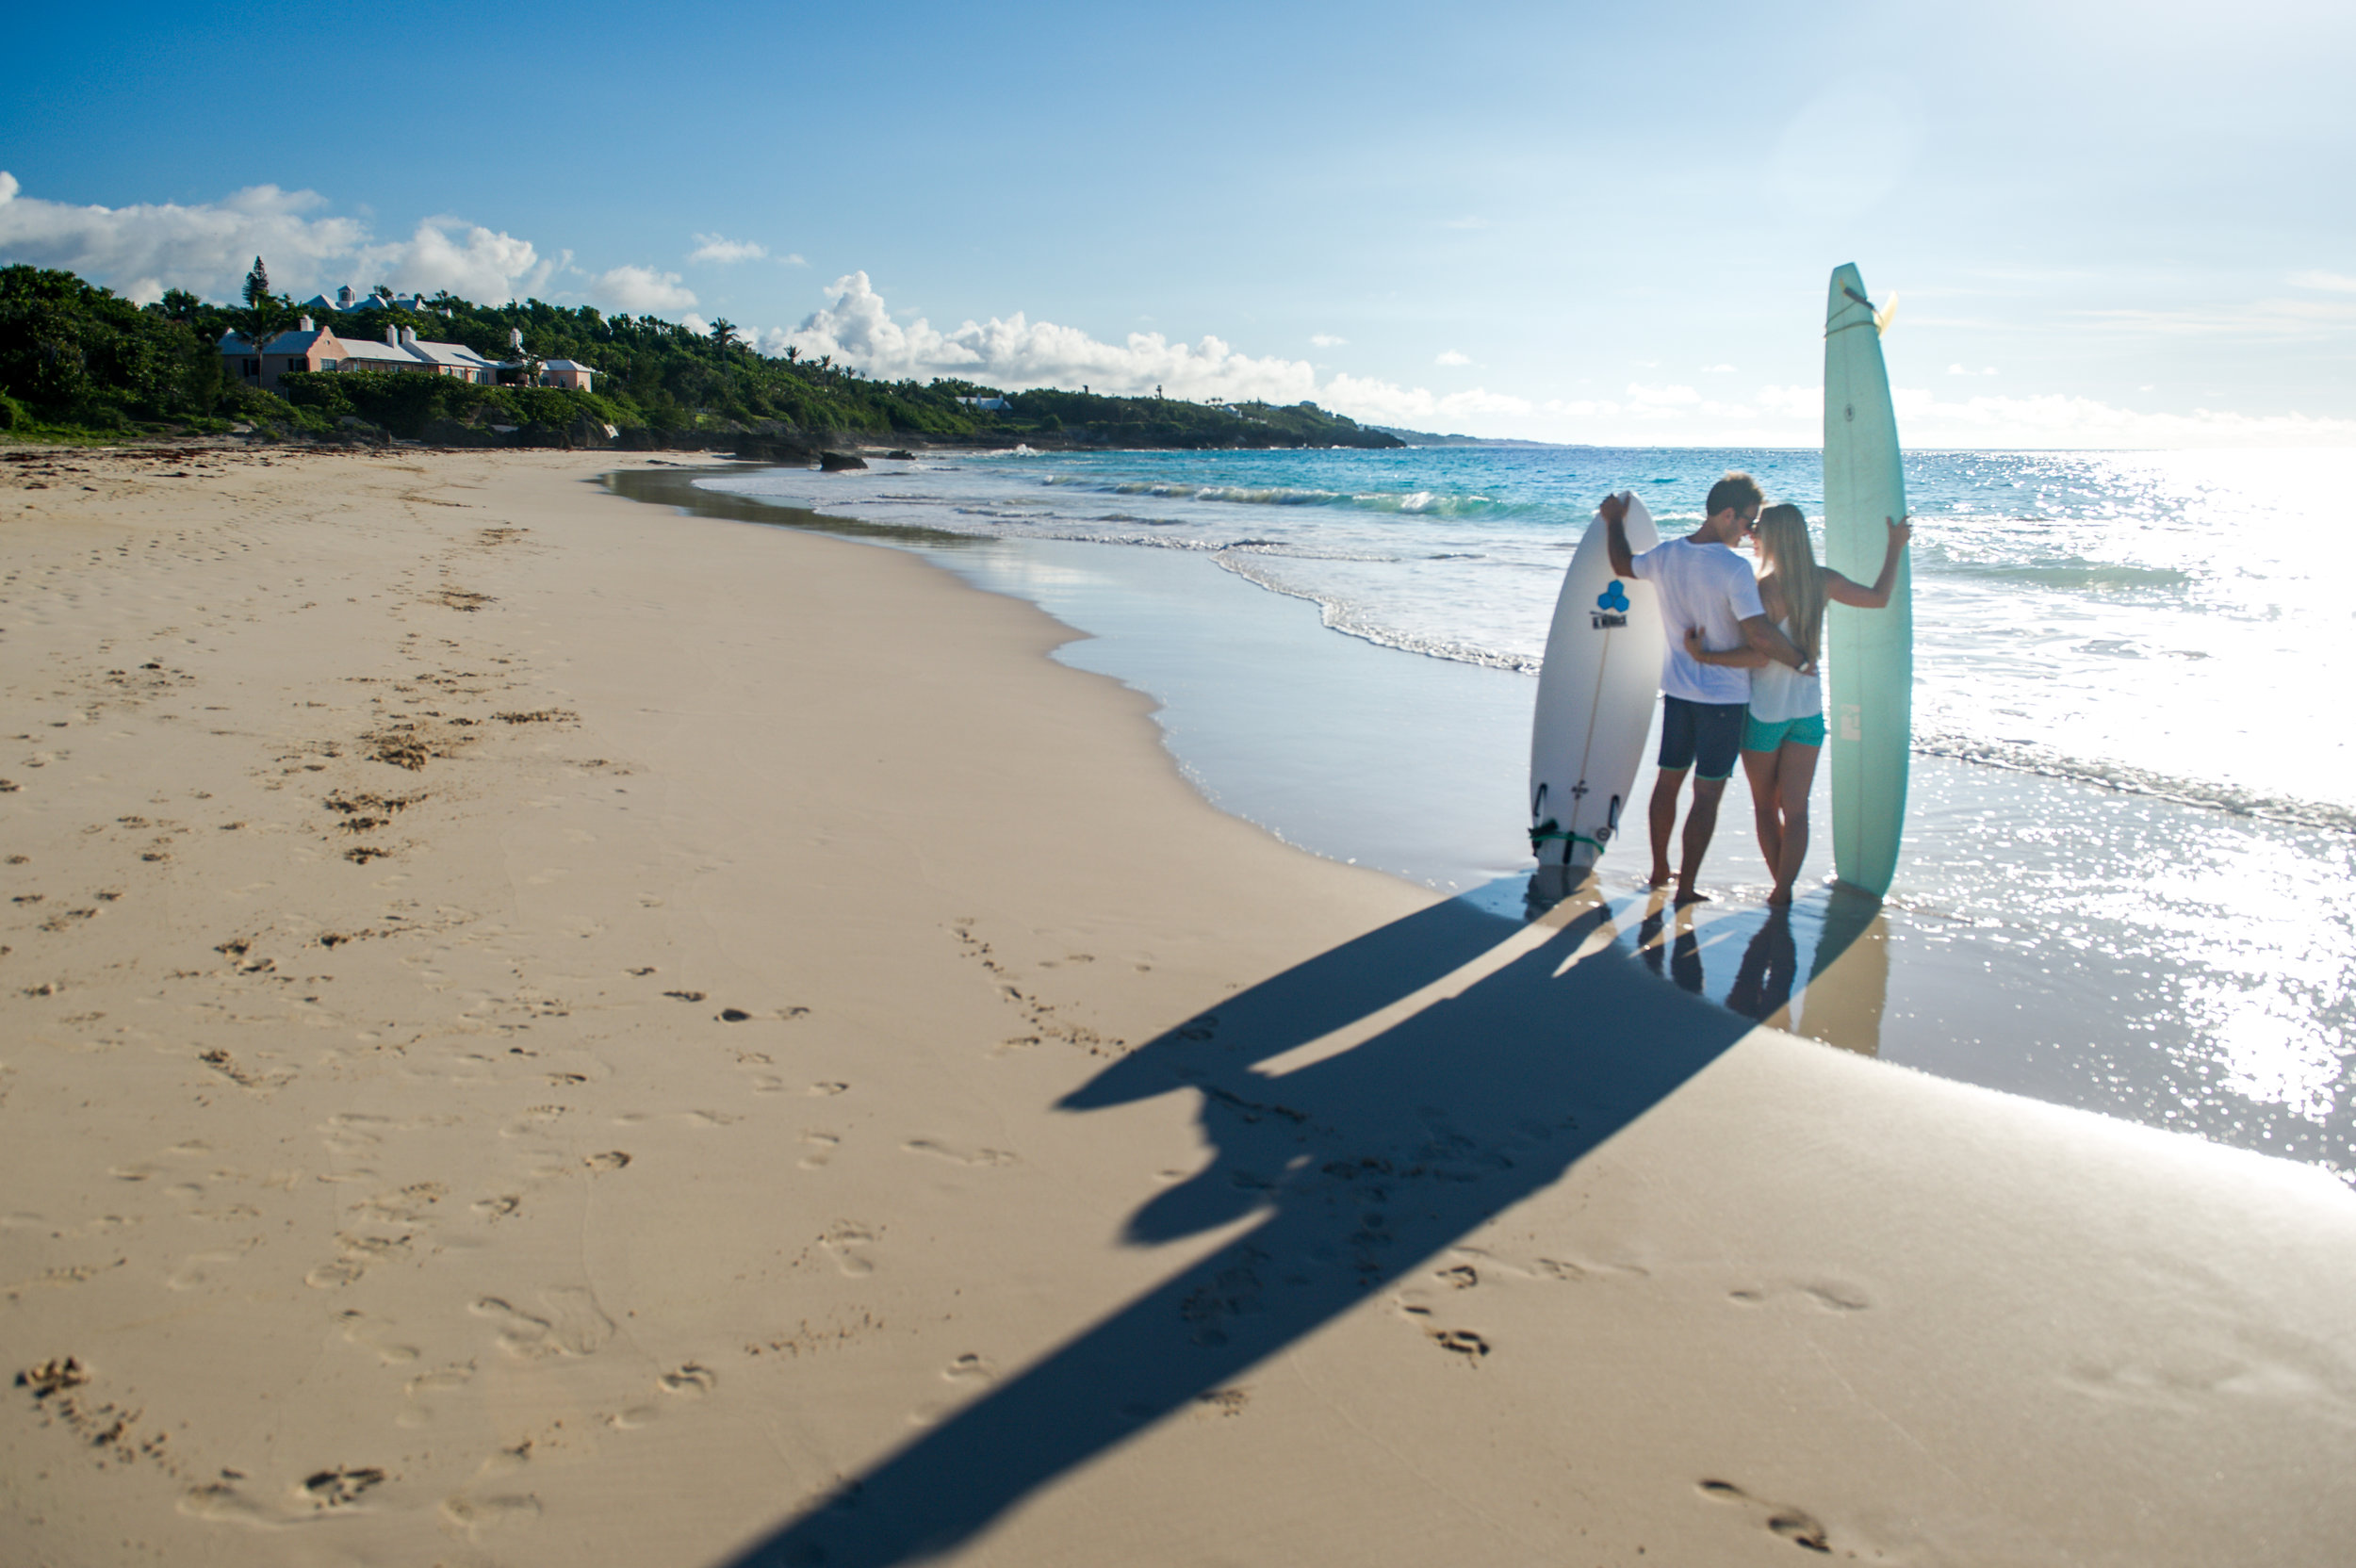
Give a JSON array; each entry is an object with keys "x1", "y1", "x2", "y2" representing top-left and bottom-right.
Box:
[{"x1": 1886, "y1": 514, "x2": 1913, "y2": 548}]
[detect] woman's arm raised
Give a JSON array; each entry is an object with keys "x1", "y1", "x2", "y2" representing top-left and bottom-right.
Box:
[{"x1": 1825, "y1": 514, "x2": 1914, "y2": 608}]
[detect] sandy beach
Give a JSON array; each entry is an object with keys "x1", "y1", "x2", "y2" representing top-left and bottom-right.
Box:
[{"x1": 6, "y1": 448, "x2": 2355, "y2": 1567}]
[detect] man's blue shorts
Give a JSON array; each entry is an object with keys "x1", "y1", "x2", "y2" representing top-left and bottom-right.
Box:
[{"x1": 1658, "y1": 694, "x2": 1746, "y2": 782}]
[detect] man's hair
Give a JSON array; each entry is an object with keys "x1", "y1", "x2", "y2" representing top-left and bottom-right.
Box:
[{"x1": 1705, "y1": 471, "x2": 1764, "y2": 520}]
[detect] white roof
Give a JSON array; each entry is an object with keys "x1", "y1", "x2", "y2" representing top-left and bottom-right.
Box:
[
  {"x1": 542, "y1": 359, "x2": 597, "y2": 372},
  {"x1": 404, "y1": 339, "x2": 493, "y2": 368},
  {"x1": 335, "y1": 339, "x2": 421, "y2": 366}
]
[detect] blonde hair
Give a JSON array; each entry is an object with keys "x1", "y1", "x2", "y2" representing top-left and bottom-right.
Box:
[{"x1": 1754, "y1": 504, "x2": 1825, "y2": 662}]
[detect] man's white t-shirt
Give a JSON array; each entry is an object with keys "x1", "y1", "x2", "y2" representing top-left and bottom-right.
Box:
[{"x1": 1628, "y1": 537, "x2": 1765, "y2": 704}]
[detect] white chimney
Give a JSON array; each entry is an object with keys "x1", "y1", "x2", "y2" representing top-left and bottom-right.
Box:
[
  {"x1": 298, "y1": 315, "x2": 314, "y2": 332},
  {"x1": 509, "y1": 327, "x2": 523, "y2": 351},
  {"x1": 385, "y1": 325, "x2": 399, "y2": 347},
  {"x1": 401, "y1": 326, "x2": 416, "y2": 346}
]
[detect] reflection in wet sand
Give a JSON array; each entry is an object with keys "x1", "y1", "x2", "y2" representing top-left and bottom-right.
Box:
[
  {"x1": 1529, "y1": 875, "x2": 1890, "y2": 1056},
  {"x1": 1730, "y1": 909, "x2": 1798, "y2": 1025},
  {"x1": 1795, "y1": 890, "x2": 1890, "y2": 1057}
]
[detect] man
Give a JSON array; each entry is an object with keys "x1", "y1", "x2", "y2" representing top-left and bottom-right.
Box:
[{"x1": 1605, "y1": 473, "x2": 1809, "y2": 907}]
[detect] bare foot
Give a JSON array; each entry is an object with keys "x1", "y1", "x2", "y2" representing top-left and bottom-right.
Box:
[
  {"x1": 1766, "y1": 885, "x2": 1794, "y2": 906},
  {"x1": 1647, "y1": 865, "x2": 1673, "y2": 889},
  {"x1": 1673, "y1": 886, "x2": 1710, "y2": 908}
]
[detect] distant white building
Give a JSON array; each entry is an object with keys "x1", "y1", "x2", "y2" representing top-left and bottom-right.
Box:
[
  {"x1": 957, "y1": 395, "x2": 1013, "y2": 412},
  {"x1": 221, "y1": 311, "x2": 597, "y2": 394}
]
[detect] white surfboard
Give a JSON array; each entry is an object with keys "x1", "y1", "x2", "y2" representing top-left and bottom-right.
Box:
[{"x1": 1530, "y1": 494, "x2": 1662, "y2": 881}]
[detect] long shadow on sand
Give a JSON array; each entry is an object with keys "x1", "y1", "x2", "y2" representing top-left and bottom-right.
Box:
[{"x1": 725, "y1": 881, "x2": 1869, "y2": 1567}]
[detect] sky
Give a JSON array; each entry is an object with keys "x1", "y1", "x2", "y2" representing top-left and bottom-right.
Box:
[{"x1": 5, "y1": 0, "x2": 2351, "y2": 447}]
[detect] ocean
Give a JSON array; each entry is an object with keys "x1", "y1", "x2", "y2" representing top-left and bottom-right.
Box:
[{"x1": 617, "y1": 445, "x2": 2355, "y2": 1184}]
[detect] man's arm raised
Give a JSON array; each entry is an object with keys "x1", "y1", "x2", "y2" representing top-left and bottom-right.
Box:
[{"x1": 1602, "y1": 492, "x2": 1634, "y2": 578}]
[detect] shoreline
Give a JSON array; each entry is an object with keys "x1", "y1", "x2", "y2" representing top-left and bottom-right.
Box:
[
  {"x1": 6, "y1": 449, "x2": 2354, "y2": 1566},
  {"x1": 613, "y1": 465, "x2": 2356, "y2": 1184}
]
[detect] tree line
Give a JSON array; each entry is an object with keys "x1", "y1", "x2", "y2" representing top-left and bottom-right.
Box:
[{"x1": 0, "y1": 262, "x2": 1400, "y2": 450}]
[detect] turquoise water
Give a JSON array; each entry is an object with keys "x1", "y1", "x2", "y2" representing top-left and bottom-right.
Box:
[
  {"x1": 706, "y1": 445, "x2": 2353, "y2": 827},
  {"x1": 659, "y1": 447, "x2": 2356, "y2": 1184}
]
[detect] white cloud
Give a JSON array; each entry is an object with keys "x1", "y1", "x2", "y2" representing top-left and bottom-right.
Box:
[
  {"x1": 1753, "y1": 384, "x2": 1821, "y2": 418},
  {"x1": 1946, "y1": 363, "x2": 1999, "y2": 376},
  {"x1": 0, "y1": 169, "x2": 363, "y2": 300},
  {"x1": 1701, "y1": 363, "x2": 1737, "y2": 373},
  {"x1": 1434, "y1": 349, "x2": 1471, "y2": 366},
  {"x1": 1317, "y1": 373, "x2": 1532, "y2": 425},
  {"x1": 0, "y1": 170, "x2": 556, "y2": 304},
  {"x1": 593, "y1": 264, "x2": 698, "y2": 315},
  {"x1": 770, "y1": 270, "x2": 1317, "y2": 400},
  {"x1": 1310, "y1": 333, "x2": 1348, "y2": 348},
  {"x1": 690, "y1": 233, "x2": 766, "y2": 264},
  {"x1": 2291, "y1": 270, "x2": 2356, "y2": 293},
  {"x1": 781, "y1": 253, "x2": 809, "y2": 267},
  {"x1": 359, "y1": 219, "x2": 554, "y2": 302},
  {"x1": 680, "y1": 313, "x2": 711, "y2": 336}
]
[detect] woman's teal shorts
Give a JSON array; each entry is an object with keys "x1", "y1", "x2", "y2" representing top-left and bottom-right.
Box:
[{"x1": 1742, "y1": 710, "x2": 1826, "y2": 752}]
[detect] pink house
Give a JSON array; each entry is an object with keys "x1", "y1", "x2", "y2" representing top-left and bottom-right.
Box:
[
  {"x1": 221, "y1": 318, "x2": 501, "y2": 389},
  {"x1": 218, "y1": 318, "x2": 351, "y2": 390}
]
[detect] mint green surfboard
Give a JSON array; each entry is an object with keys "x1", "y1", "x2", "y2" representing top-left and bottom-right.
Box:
[{"x1": 1822, "y1": 264, "x2": 1910, "y2": 899}]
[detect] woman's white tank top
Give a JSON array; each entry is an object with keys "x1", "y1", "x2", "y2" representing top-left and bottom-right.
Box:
[{"x1": 1747, "y1": 612, "x2": 1823, "y2": 723}]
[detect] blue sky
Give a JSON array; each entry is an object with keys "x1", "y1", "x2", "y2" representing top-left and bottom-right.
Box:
[{"x1": 6, "y1": 0, "x2": 2351, "y2": 445}]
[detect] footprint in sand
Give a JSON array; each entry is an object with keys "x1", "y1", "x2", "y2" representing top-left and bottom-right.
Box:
[
  {"x1": 902, "y1": 1138, "x2": 1016, "y2": 1168},
  {"x1": 799, "y1": 1133, "x2": 839, "y2": 1169},
  {"x1": 820, "y1": 1221, "x2": 877, "y2": 1277},
  {"x1": 180, "y1": 1466, "x2": 389, "y2": 1528},
  {"x1": 659, "y1": 1363, "x2": 718, "y2": 1397},
  {"x1": 1425, "y1": 1327, "x2": 1491, "y2": 1362},
  {"x1": 941, "y1": 1352, "x2": 996, "y2": 1385},
  {"x1": 399, "y1": 1364, "x2": 474, "y2": 1429},
  {"x1": 439, "y1": 1491, "x2": 540, "y2": 1542},
  {"x1": 337, "y1": 1310, "x2": 420, "y2": 1364},
  {"x1": 1726, "y1": 1280, "x2": 1871, "y2": 1313},
  {"x1": 319, "y1": 1111, "x2": 393, "y2": 1157},
  {"x1": 304, "y1": 1233, "x2": 409, "y2": 1290},
  {"x1": 1697, "y1": 1478, "x2": 1834, "y2": 1553},
  {"x1": 468, "y1": 1286, "x2": 614, "y2": 1360}
]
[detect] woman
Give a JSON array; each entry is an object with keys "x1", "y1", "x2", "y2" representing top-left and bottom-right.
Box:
[{"x1": 1685, "y1": 505, "x2": 1911, "y2": 905}]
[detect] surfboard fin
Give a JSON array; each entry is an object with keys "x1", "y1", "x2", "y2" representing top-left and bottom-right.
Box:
[{"x1": 1873, "y1": 293, "x2": 1899, "y2": 335}]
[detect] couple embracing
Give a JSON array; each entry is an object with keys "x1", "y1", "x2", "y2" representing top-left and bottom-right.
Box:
[{"x1": 1604, "y1": 472, "x2": 1910, "y2": 908}]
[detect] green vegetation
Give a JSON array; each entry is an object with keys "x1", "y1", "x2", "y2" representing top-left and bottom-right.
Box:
[
  {"x1": 0, "y1": 267, "x2": 221, "y2": 437},
  {"x1": 0, "y1": 263, "x2": 1400, "y2": 451}
]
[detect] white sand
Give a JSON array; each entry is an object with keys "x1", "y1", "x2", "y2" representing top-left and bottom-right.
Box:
[{"x1": 4, "y1": 448, "x2": 2351, "y2": 1567}]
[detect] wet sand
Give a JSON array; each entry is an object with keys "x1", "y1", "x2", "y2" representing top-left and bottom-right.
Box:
[{"x1": 4, "y1": 448, "x2": 2353, "y2": 1566}]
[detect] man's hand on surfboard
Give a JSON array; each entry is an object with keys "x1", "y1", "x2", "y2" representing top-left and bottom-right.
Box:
[{"x1": 1598, "y1": 493, "x2": 1628, "y2": 526}]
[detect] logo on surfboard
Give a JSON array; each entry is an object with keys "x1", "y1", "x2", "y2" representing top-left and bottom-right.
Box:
[{"x1": 1591, "y1": 580, "x2": 1629, "y2": 629}]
